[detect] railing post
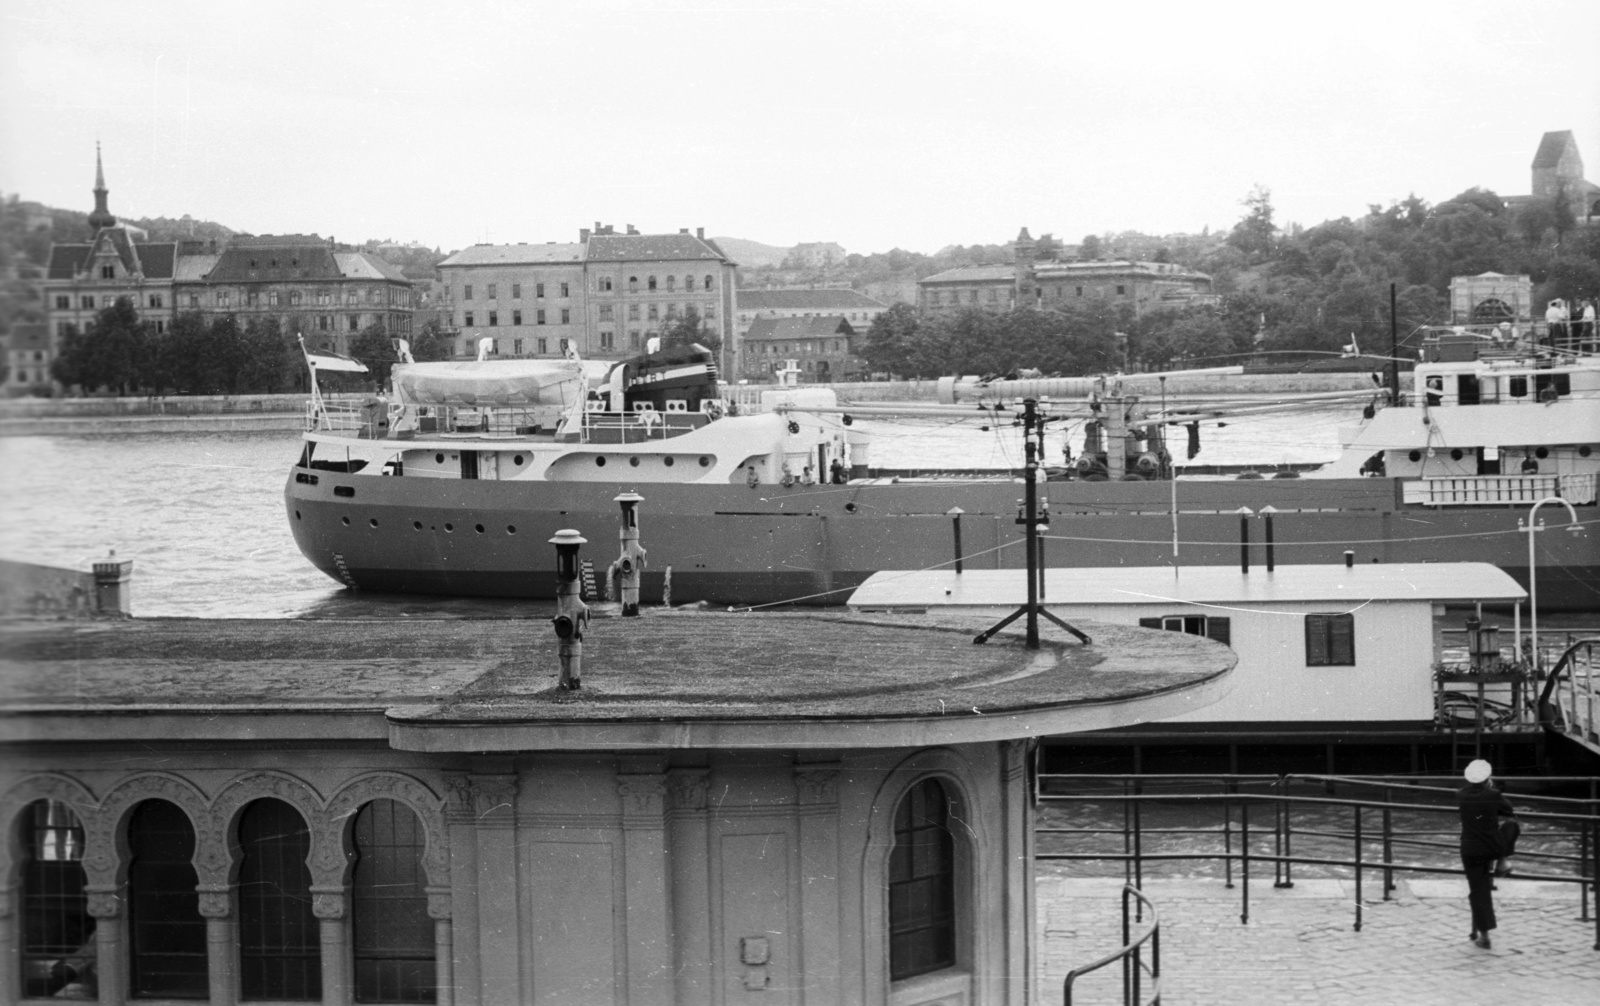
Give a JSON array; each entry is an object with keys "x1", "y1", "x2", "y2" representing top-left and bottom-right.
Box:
[
  {"x1": 1382, "y1": 786, "x2": 1395, "y2": 900},
  {"x1": 1279, "y1": 776, "x2": 1295, "y2": 889},
  {"x1": 1122, "y1": 779, "x2": 1132, "y2": 888},
  {"x1": 1123, "y1": 886, "x2": 1134, "y2": 1006},
  {"x1": 1354, "y1": 804, "x2": 1364, "y2": 932},
  {"x1": 1241, "y1": 800, "x2": 1250, "y2": 925},
  {"x1": 1133, "y1": 778, "x2": 1144, "y2": 893},
  {"x1": 1223, "y1": 785, "x2": 1234, "y2": 890}
]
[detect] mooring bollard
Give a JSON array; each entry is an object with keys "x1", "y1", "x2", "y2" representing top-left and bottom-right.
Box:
[
  {"x1": 610, "y1": 492, "x2": 647, "y2": 616},
  {"x1": 550, "y1": 530, "x2": 589, "y2": 690},
  {"x1": 947, "y1": 506, "x2": 964, "y2": 574}
]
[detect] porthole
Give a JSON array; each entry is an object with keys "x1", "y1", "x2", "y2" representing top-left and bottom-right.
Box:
[
  {"x1": 507, "y1": 525, "x2": 517, "y2": 534},
  {"x1": 444, "y1": 523, "x2": 454, "y2": 532},
  {"x1": 475, "y1": 524, "x2": 485, "y2": 533},
  {"x1": 436, "y1": 453, "x2": 445, "y2": 464},
  {"x1": 341, "y1": 516, "x2": 350, "y2": 526},
  {"x1": 1535, "y1": 446, "x2": 1549, "y2": 459},
  {"x1": 629, "y1": 456, "x2": 640, "y2": 467},
  {"x1": 698, "y1": 456, "x2": 711, "y2": 467},
  {"x1": 1581, "y1": 445, "x2": 1592, "y2": 458},
  {"x1": 514, "y1": 454, "x2": 525, "y2": 466},
  {"x1": 663, "y1": 456, "x2": 675, "y2": 467},
  {"x1": 369, "y1": 518, "x2": 379, "y2": 528},
  {"x1": 595, "y1": 456, "x2": 607, "y2": 467},
  {"x1": 1408, "y1": 450, "x2": 1422, "y2": 463},
  {"x1": 1450, "y1": 448, "x2": 1463, "y2": 461},
  {"x1": 413, "y1": 520, "x2": 424, "y2": 530}
]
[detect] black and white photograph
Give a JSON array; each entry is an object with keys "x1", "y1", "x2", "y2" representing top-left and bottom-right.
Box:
[{"x1": 2, "y1": 1, "x2": 1598, "y2": 1003}]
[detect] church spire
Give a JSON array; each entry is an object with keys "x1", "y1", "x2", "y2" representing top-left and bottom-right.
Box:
[{"x1": 87, "y1": 141, "x2": 117, "y2": 231}]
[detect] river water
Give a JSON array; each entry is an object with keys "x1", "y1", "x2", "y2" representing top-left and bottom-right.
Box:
[{"x1": 0, "y1": 404, "x2": 1356, "y2": 618}]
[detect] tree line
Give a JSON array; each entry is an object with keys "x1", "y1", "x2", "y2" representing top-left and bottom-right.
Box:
[
  {"x1": 50, "y1": 297, "x2": 451, "y2": 396},
  {"x1": 858, "y1": 185, "x2": 1600, "y2": 378}
]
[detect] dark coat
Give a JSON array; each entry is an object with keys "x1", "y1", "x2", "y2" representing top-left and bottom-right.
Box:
[{"x1": 1458, "y1": 782, "x2": 1516, "y2": 858}]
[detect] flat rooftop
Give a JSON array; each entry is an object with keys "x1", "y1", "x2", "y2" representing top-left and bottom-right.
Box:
[{"x1": 0, "y1": 610, "x2": 1234, "y2": 751}]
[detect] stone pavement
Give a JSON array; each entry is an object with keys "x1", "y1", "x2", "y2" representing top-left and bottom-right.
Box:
[{"x1": 1038, "y1": 875, "x2": 1600, "y2": 1005}]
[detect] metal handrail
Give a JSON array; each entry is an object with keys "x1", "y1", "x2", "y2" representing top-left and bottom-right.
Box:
[
  {"x1": 1536, "y1": 638, "x2": 1600, "y2": 735},
  {"x1": 1062, "y1": 884, "x2": 1160, "y2": 1006},
  {"x1": 1036, "y1": 772, "x2": 1600, "y2": 950}
]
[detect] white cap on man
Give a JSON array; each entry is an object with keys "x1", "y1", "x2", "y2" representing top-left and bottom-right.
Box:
[{"x1": 1464, "y1": 759, "x2": 1492, "y2": 784}]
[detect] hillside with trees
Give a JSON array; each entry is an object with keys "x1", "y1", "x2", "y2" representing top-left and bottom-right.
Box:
[{"x1": 857, "y1": 185, "x2": 1600, "y2": 379}]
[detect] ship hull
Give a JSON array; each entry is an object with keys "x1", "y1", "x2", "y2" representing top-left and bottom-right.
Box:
[{"x1": 285, "y1": 472, "x2": 1599, "y2": 610}]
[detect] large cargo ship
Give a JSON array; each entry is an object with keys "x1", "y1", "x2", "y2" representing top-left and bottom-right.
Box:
[{"x1": 285, "y1": 333, "x2": 1598, "y2": 610}]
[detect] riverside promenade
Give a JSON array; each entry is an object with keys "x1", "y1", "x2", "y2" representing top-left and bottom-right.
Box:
[{"x1": 1039, "y1": 875, "x2": 1599, "y2": 1005}]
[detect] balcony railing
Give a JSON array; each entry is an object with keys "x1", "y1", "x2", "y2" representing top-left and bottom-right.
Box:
[{"x1": 1402, "y1": 472, "x2": 1597, "y2": 506}]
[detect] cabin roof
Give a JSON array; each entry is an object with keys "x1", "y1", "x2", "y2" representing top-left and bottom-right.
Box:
[
  {"x1": 848, "y1": 562, "x2": 1527, "y2": 609},
  {"x1": 0, "y1": 612, "x2": 1233, "y2": 751}
]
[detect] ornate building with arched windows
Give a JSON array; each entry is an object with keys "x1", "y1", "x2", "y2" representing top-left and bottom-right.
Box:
[{"x1": 1, "y1": 610, "x2": 1231, "y2": 1005}]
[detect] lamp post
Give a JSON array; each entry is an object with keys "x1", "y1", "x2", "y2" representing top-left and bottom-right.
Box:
[{"x1": 1518, "y1": 496, "x2": 1581, "y2": 671}]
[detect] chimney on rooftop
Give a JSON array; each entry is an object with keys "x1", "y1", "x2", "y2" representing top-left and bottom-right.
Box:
[
  {"x1": 627, "y1": 224, "x2": 638, "y2": 235},
  {"x1": 580, "y1": 228, "x2": 591, "y2": 243},
  {"x1": 697, "y1": 227, "x2": 704, "y2": 240},
  {"x1": 679, "y1": 228, "x2": 689, "y2": 235}
]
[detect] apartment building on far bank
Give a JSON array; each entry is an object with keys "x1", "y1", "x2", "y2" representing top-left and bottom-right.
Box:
[{"x1": 436, "y1": 225, "x2": 738, "y2": 363}]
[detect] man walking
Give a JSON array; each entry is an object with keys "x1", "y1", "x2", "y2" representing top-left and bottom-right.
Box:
[{"x1": 1458, "y1": 759, "x2": 1516, "y2": 949}]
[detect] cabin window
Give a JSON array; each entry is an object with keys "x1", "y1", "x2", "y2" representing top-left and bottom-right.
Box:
[
  {"x1": 1508, "y1": 375, "x2": 1527, "y2": 398},
  {"x1": 1457, "y1": 374, "x2": 1480, "y2": 405},
  {"x1": 1479, "y1": 376, "x2": 1499, "y2": 403},
  {"x1": 889, "y1": 778, "x2": 957, "y2": 981},
  {"x1": 1305, "y1": 613, "x2": 1355, "y2": 666},
  {"x1": 1425, "y1": 375, "x2": 1443, "y2": 406},
  {"x1": 1139, "y1": 615, "x2": 1231, "y2": 646}
]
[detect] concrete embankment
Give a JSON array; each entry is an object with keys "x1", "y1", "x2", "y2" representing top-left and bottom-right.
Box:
[{"x1": 0, "y1": 393, "x2": 310, "y2": 435}]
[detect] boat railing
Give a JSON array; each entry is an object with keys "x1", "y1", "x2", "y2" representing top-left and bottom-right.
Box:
[
  {"x1": 1402, "y1": 472, "x2": 1597, "y2": 507},
  {"x1": 580, "y1": 409, "x2": 710, "y2": 443},
  {"x1": 306, "y1": 399, "x2": 384, "y2": 438}
]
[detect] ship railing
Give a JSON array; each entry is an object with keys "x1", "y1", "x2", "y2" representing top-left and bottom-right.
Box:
[
  {"x1": 1401, "y1": 472, "x2": 1597, "y2": 506},
  {"x1": 305, "y1": 399, "x2": 382, "y2": 437},
  {"x1": 580, "y1": 409, "x2": 709, "y2": 443},
  {"x1": 1035, "y1": 771, "x2": 1600, "y2": 951},
  {"x1": 1537, "y1": 638, "x2": 1600, "y2": 757}
]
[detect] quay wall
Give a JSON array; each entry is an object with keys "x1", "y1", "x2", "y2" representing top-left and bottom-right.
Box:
[
  {"x1": 0, "y1": 373, "x2": 1402, "y2": 434},
  {"x1": 0, "y1": 557, "x2": 131, "y2": 619}
]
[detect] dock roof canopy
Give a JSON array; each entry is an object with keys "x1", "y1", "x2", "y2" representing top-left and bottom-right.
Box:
[{"x1": 849, "y1": 562, "x2": 1527, "y2": 609}]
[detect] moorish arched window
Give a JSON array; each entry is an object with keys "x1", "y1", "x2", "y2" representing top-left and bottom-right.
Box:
[
  {"x1": 237, "y1": 798, "x2": 320, "y2": 1001},
  {"x1": 351, "y1": 799, "x2": 436, "y2": 1003},
  {"x1": 888, "y1": 778, "x2": 956, "y2": 980},
  {"x1": 20, "y1": 800, "x2": 93, "y2": 1000},
  {"x1": 127, "y1": 799, "x2": 208, "y2": 999}
]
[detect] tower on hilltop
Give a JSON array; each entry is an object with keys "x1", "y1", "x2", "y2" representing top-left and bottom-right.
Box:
[{"x1": 87, "y1": 142, "x2": 117, "y2": 232}]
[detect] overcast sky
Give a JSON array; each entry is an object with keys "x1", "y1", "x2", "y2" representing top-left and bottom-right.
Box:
[{"x1": 3, "y1": 0, "x2": 1598, "y2": 256}]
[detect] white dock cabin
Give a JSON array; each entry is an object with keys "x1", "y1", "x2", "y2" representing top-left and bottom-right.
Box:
[{"x1": 848, "y1": 563, "x2": 1527, "y2": 728}]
